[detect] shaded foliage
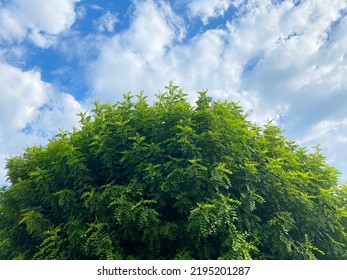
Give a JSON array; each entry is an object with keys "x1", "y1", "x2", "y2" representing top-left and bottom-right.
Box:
[{"x1": 1, "y1": 83, "x2": 347, "y2": 259}]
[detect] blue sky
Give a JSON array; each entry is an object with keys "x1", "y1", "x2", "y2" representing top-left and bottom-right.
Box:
[{"x1": 1, "y1": 0, "x2": 347, "y2": 184}]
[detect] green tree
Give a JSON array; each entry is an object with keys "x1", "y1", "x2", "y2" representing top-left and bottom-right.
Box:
[{"x1": 1, "y1": 83, "x2": 346, "y2": 259}]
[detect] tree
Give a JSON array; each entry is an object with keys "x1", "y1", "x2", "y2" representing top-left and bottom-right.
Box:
[{"x1": 1, "y1": 83, "x2": 346, "y2": 259}]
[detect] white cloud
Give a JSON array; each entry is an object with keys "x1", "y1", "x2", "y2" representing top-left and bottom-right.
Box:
[
  {"x1": 94, "y1": 10, "x2": 118, "y2": 33},
  {"x1": 87, "y1": 0, "x2": 347, "y2": 108},
  {"x1": 188, "y1": 0, "x2": 242, "y2": 24},
  {"x1": 0, "y1": 63, "x2": 84, "y2": 185},
  {"x1": 0, "y1": 63, "x2": 49, "y2": 131},
  {"x1": 90, "y1": 4, "x2": 103, "y2": 11},
  {"x1": 87, "y1": 0, "x2": 186, "y2": 103},
  {"x1": 0, "y1": 0, "x2": 78, "y2": 47},
  {"x1": 0, "y1": 8, "x2": 25, "y2": 42},
  {"x1": 301, "y1": 119, "x2": 347, "y2": 145},
  {"x1": 241, "y1": 1, "x2": 347, "y2": 119}
]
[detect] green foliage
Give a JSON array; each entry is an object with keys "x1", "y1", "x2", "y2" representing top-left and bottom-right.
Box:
[{"x1": 1, "y1": 82, "x2": 347, "y2": 259}]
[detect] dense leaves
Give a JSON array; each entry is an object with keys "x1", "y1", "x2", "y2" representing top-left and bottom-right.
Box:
[{"x1": 1, "y1": 83, "x2": 347, "y2": 259}]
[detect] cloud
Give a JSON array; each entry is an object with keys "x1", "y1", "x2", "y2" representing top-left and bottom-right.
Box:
[
  {"x1": 87, "y1": 0, "x2": 186, "y2": 103},
  {"x1": 187, "y1": 0, "x2": 241, "y2": 25},
  {"x1": 0, "y1": 63, "x2": 49, "y2": 132},
  {"x1": 233, "y1": 0, "x2": 347, "y2": 126},
  {"x1": 94, "y1": 10, "x2": 118, "y2": 33},
  {"x1": 298, "y1": 117, "x2": 347, "y2": 181},
  {"x1": 0, "y1": 0, "x2": 79, "y2": 47},
  {"x1": 87, "y1": 0, "x2": 347, "y2": 111},
  {"x1": 0, "y1": 8, "x2": 25, "y2": 42},
  {"x1": 0, "y1": 63, "x2": 84, "y2": 184}
]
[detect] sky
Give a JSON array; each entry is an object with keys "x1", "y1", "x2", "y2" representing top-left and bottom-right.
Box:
[{"x1": 1, "y1": 0, "x2": 347, "y2": 185}]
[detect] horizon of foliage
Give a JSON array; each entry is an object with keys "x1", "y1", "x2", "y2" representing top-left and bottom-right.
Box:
[{"x1": 1, "y1": 83, "x2": 347, "y2": 260}]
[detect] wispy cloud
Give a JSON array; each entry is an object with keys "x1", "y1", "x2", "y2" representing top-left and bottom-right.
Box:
[{"x1": 94, "y1": 10, "x2": 118, "y2": 33}]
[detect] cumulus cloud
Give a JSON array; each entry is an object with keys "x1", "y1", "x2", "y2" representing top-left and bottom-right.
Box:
[
  {"x1": 0, "y1": 0, "x2": 78, "y2": 47},
  {"x1": 0, "y1": 63, "x2": 49, "y2": 131},
  {"x1": 0, "y1": 63, "x2": 84, "y2": 184}
]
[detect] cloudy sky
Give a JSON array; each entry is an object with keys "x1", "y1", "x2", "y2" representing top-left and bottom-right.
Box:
[{"x1": 1, "y1": 0, "x2": 347, "y2": 185}]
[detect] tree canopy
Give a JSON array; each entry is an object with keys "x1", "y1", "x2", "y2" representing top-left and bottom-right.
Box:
[{"x1": 1, "y1": 83, "x2": 347, "y2": 260}]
